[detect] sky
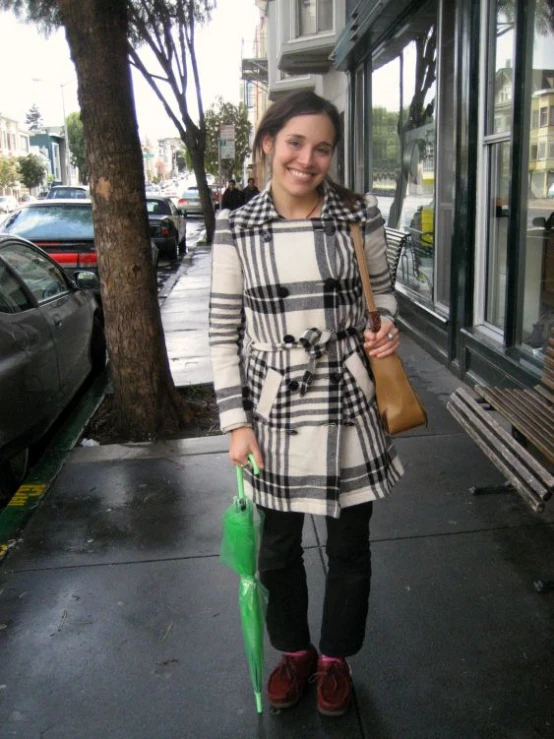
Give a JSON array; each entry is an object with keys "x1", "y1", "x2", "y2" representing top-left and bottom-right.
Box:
[{"x1": 0, "y1": 0, "x2": 259, "y2": 142}]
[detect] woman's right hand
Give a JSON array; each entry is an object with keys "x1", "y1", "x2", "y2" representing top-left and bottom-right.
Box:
[{"x1": 229, "y1": 427, "x2": 264, "y2": 471}]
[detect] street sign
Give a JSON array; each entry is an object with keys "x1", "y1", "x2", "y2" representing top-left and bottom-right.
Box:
[
  {"x1": 220, "y1": 140, "x2": 235, "y2": 159},
  {"x1": 219, "y1": 124, "x2": 235, "y2": 141}
]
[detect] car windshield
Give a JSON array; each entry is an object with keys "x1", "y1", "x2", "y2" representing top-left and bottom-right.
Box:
[{"x1": 3, "y1": 204, "x2": 94, "y2": 240}]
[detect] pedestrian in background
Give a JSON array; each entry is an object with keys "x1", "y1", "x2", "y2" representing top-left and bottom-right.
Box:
[
  {"x1": 209, "y1": 90, "x2": 403, "y2": 717},
  {"x1": 221, "y1": 179, "x2": 244, "y2": 211},
  {"x1": 242, "y1": 177, "x2": 260, "y2": 204}
]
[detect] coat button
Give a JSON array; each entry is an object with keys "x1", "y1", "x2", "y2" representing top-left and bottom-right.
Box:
[
  {"x1": 324, "y1": 223, "x2": 336, "y2": 236},
  {"x1": 288, "y1": 380, "x2": 299, "y2": 392},
  {"x1": 283, "y1": 334, "x2": 295, "y2": 344},
  {"x1": 262, "y1": 232, "x2": 272, "y2": 242},
  {"x1": 324, "y1": 278, "x2": 337, "y2": 290},
  {"x1": 277, "y1": 286, "x2": 289, "y2": 298},
  {"x1": 330, "y1": 372, "x2": 342, "y2": 385}
]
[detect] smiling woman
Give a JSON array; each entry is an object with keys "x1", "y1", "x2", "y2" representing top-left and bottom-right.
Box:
[{"x1": 209, "y1": 90, "x2": 403, "y2": 717}]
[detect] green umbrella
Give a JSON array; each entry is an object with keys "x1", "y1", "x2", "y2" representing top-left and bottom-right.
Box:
[{"x1": 220, "y1": 454, "x2": 267, "y2": 714}]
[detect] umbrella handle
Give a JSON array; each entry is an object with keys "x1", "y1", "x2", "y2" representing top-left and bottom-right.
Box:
[{"x1": 236, "y1": 453, "x2": 260, "y2": 500}]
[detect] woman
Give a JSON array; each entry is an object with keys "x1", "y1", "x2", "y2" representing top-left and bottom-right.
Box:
[{"x1": 209, "y1": 91, "x2": 404, "y2": 717}]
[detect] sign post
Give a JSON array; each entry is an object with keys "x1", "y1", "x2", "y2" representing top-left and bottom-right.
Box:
[{"x1": 219, "y1": 124, "x2": 236, "y2": 192}]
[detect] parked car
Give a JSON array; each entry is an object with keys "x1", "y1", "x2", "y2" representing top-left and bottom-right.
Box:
[
  {"x1": 18, "y1": 194, "x2": 37, "y2": 205},
  {"x1": 146, "y1": 195, "x2": 186, "y2": 260},
  {"x1": 46, "y1": 185, "x2": 90, "y2": 200},
  {"x1": 177, "y1": 185, "x2": 214, "y2": 217},
  {"x1": 0, "y1": 195, "x2": 18, "y2": 214},
  {"x1": 0, "y1": 234, "x2": 105, "y2": 499},
  {"x1": 1, "y1": 199, "x2": 98, "y2": 284},
  {"x1": 1, "y1": 199, "x2": 159, "y2": 293}
]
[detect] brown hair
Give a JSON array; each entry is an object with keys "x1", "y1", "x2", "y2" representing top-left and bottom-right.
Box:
[{"x1": 252, "y1": 90, "x2": 363, "y2": 210}]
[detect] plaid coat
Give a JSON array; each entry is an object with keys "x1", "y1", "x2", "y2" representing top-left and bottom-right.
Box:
[{"x1": 209, "y1": 181, "x2": 404, "y2": 518}]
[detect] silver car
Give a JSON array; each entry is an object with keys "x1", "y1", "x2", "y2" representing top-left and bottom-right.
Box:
[{"x1": 0, "y1": 234, "x2": 105, "y2": 500}]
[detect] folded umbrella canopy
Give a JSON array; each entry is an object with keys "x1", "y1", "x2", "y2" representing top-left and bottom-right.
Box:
[{"x1": 220, "y1": 454, "x2": 267, "y2": 713}]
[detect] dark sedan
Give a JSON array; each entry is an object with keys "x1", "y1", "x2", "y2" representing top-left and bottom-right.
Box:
[
  {"x1": 1, "y1": 199, "x2": 98, "y2": 282},
  {"x1": 0, "y1": 235, "x2": 105, "y2": 500},
  {"x1": 146, "y1": 195, "x2": 186, "y2": 260},
  {"x1": 1, "y1": 199, "x2": 159, "y2": 290}
]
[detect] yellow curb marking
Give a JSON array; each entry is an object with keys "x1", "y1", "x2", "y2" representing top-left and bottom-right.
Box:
[{"x1": 7, "y1": 484, "x2": 47, "y2": 508}]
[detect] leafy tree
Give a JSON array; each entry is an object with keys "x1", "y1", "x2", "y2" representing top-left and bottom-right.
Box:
[
  {"x1": 25, "y1": 103, "x2": 44, "y2": 130},
  {"x1": 127, "y1": 0, "x2": 217, "y2": 241},
  {"x1": 204, "y1": 97, "x2": 252, "y2": 181},
  {"x1": 0, "y1": 155, "x2": 19, "y2": 190},
  {"x1": 66, "y1": 111, "x2": 89, "y2": 183},
  {"x1": 17, "y1": 153, "x2": 46, "y2": 189},
  {"x1": 1, "y1": 0, "x2": 191, "y2": 441}
]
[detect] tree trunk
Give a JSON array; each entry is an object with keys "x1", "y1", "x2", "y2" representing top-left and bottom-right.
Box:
[
  {"x1": 58, "y1": 0, "x2": 190, "y2": 439},
  {"x1": 185, "y1": 130, "x2": 216, "y2": 243}
]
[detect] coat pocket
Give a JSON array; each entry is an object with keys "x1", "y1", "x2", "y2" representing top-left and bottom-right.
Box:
[
  {"x1": 344, "y1": 351, "x2": 375, "y2": 403},
  {"x1": 255, "y1": 367, "x2": 284, "y2": 420}
]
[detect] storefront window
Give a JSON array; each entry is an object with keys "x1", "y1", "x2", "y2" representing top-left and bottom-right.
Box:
[
  {"x1": 479, "y1": 2, "x2": 515, "y2": 335},
  {"x1": 297, "y1": 0, "x2": 332, "y2": 37},
  {"x1": 520, "y1": 1, "x2": 554, "y2": 356},
  {"x1": 371, "y1": 6, "x2": 437, "y2": 303}
]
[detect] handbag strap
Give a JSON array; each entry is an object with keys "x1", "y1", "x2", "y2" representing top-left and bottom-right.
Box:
[{"x1": 351, "y1": 223, "x2": 381, "y2": 333}]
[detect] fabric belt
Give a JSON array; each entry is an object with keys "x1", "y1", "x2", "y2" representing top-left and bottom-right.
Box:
[{"x1": 248, "y1": 325, "x2": 364, "y2": 396}]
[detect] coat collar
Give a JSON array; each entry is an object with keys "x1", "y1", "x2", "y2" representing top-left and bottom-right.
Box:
[{"x1": 231, "y1": 179, "x2": 368, "y2": 230}]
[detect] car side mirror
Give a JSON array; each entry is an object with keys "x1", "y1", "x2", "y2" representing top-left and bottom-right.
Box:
[
  {"x1": 75, "y1": 271, "x2": 100, "y2": 291},
  {"x1": 532, "y1": 217, "x2": 546, "y2": 228}
]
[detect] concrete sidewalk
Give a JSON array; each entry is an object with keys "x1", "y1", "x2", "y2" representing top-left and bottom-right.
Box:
[{"x1": 0, "y1": 244, "x2": 553, "y2": 738}]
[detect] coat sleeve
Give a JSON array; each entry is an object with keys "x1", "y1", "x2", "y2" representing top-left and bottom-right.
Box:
[
  {"x1": 363, "y1": 194, "x2": 398, "y2": 324},
  {"x1": 209, "y1": 210, "x2": 252, "y2": 433}
]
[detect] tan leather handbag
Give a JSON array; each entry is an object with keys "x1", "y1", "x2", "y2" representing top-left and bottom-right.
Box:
[{"x1": 351, "y1": 223, "x2": 427, "y2": 434}]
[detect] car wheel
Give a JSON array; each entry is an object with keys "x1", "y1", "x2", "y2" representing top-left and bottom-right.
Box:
[
  {"x1": 178, "y1": 235, "x2": 187, "y2": 254},
  {"x1": 0, "y1": 448, "x2": 29, "y2": 503},
  {"x1": 90, "y1": 315, "x2": 107, "y2": 375}
]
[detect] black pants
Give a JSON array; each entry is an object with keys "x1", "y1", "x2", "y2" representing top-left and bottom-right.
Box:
[{"x1": 257, "y1": 502, "x2": 373, "y2": 658}]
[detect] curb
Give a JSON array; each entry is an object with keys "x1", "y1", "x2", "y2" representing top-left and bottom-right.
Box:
[
  {"x1": 0, "y1": 232, "x2": 207, "y2": 562},
  {"x1": 0, "y1": 369, "x2": 109, "y2": 561}
]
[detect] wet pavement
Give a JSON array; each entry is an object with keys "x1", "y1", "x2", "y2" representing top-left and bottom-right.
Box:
[{"x1": 0, "y1": 233, "x2": 553, "y2": 738}]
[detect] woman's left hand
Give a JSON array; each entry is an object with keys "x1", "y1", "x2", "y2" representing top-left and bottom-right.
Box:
[{"x1": 363, "y1": 320, "x2": 399, "y2": 358}]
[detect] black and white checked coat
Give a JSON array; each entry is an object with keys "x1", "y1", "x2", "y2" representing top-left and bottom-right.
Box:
[{"x1": 209, "y1": 181, "x2": 404, "y2": 518}]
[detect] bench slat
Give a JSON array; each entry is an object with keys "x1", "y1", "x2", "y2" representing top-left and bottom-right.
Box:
[
  {"x1": 475, "y1": 386, "x2": 554, "y2": 463},
  {"x1": 447, "y1": 388, "x2": 554, "y2": 511}
]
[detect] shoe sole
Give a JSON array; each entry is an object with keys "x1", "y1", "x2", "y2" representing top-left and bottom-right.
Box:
[{"x1": 317, "y1": 701, "x2": 351, "y2": 717}]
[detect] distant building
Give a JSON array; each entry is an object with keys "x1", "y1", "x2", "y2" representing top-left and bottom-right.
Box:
[{"x1": 0, "y1": 114, "x2": 31, "y2": 195}]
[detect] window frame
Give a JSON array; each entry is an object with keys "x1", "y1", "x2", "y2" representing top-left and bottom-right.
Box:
[{"x1": 294, "y1": 0, "x2": 334, "y2": 40}]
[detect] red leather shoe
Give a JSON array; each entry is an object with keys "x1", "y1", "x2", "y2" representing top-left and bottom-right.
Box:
[
  {"x1": 267, "y1": 645, "x2": 318, "y2": 709},
  {"x1": 315, "y1": 656, "x2": 352, "y2": 716}
]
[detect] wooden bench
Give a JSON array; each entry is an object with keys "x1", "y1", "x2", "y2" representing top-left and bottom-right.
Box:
[
  {"x1": 447, "y1": 328, "x2": 554, "y2": 590},
  {"x1": 384, "y1": 227, "x2": 409, "y2": 285}
]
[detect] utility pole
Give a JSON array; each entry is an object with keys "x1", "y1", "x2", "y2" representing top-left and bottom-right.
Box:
[{"x1": 60, "y1": 82, "x2": 72, "y2": 185}]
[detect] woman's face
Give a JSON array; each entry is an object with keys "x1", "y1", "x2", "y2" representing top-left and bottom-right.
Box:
[{"x1": 263, "y1": 113, "x2": 335, "y2": 199}]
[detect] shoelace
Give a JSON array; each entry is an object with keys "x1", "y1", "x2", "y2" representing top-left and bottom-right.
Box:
[{"x1": 310, "y1": 662, "x2": 350, "y2": 694}]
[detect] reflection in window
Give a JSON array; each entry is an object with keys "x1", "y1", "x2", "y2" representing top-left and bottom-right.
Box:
[
  {"x1": 3, "y1": 244, "x2": 69, "y2": 303},
  {"x1": 297, "y1": 0, "x2": 332, "y2": 37},
  {"x1": 520, "y1": 0, "x2": 554, "y2": 356},
  {"x1": 485, "y1": 141, "x2": 511, "y2": 328},
  {"x1": 490, "y1": 5, "x2": 515, "y2": 136},
  {"x1": 479, "y1": 0, "x2": 515, "y2": 337},
  {"x1": 0, "y1": 262, "x2": 32, "y2": 312},
  {"x1": 372, "y1": 16, "x2": 437, "y2": 303}
]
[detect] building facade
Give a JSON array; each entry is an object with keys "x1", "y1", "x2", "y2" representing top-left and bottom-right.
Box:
[
  {"x1": 0, "y1": 115, "x2": 32, "y2": 195},
  {"x1": 258, "y1": 0, "x2": 554, "y2": 389}
]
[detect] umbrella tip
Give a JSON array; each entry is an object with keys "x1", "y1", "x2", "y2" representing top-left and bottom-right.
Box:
[{"x1": 256, "y1": 692, "x2": 263, "y2": 713}]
